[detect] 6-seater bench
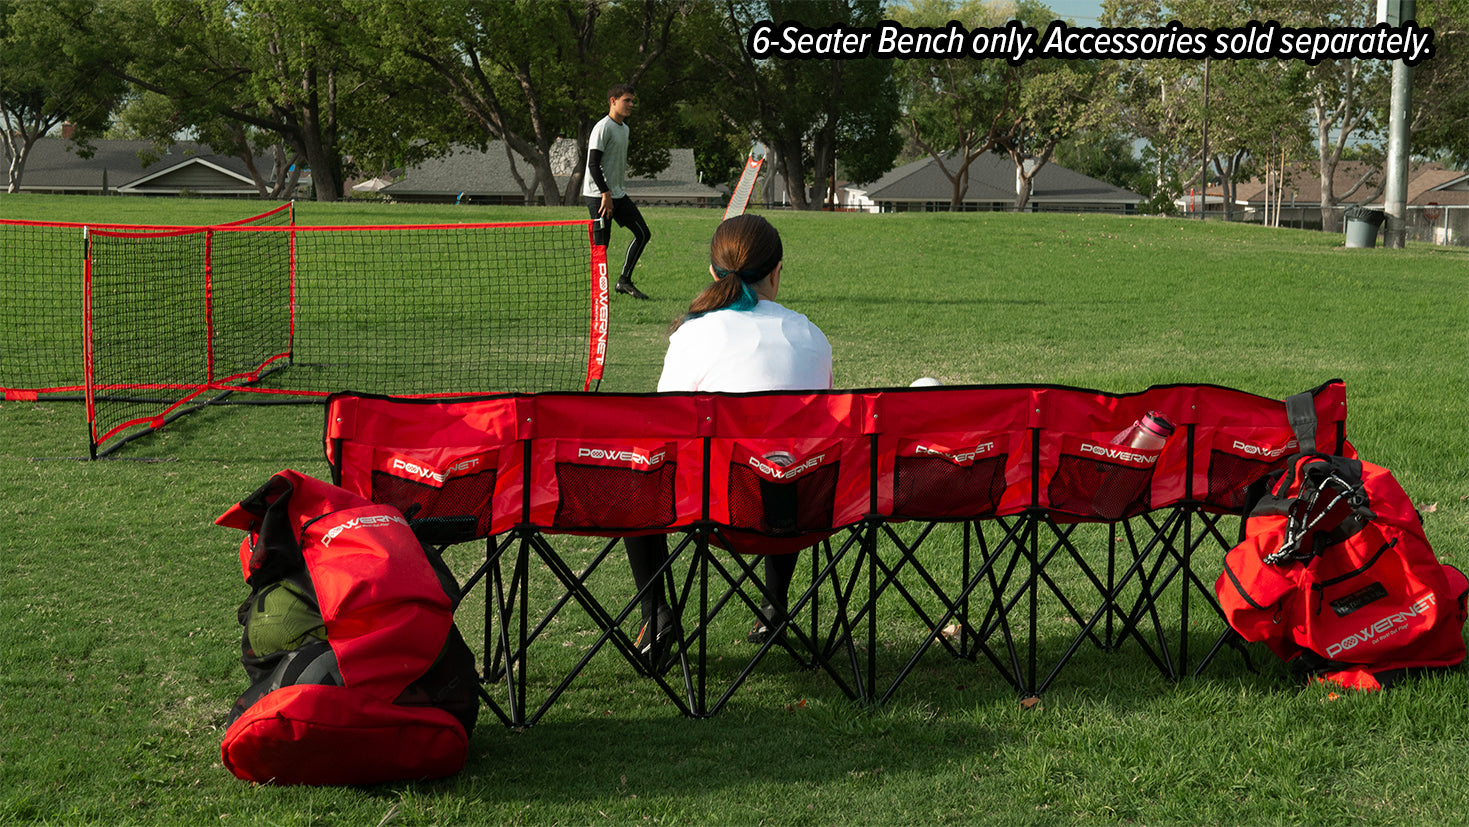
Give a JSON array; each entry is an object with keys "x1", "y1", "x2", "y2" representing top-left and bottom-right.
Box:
[{"x1": 324, "y1": 380, "x2": 1350, "y2": 724}]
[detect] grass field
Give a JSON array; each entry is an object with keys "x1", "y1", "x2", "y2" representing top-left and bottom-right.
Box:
[{"x1": 3, "y1": 193, "x2": 1468, "y2": 825}]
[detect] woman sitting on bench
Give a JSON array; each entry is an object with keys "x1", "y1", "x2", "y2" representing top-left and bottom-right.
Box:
[{"x1": 627, "y1": 214, "x2": 834, "y2": 669}]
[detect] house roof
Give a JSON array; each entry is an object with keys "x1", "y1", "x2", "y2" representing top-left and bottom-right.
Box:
[
  {"x1": 10, "y1": 137, "x2": 270, "y2": 195},
  {"x1": 383, "y1": 140, "x2": 721, "y2": 201},
  {"x1": 848, "y1": 151, "x2": 1142, "y2": 205},
  {"x1": 1234, "y1": 161, "x2": 1469, "y2": 207}
]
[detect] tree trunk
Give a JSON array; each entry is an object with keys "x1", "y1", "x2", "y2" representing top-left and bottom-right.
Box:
[{"x1": 772, "y1": 137, "x2": 808, "y2": 211}]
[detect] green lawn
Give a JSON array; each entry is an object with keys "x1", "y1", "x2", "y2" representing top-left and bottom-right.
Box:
[{"x1": 2, "y1": 194, "x2": 1467, "y2": 825}]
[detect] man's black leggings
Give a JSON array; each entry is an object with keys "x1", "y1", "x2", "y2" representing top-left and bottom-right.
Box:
[{"x1": 587, "y1": 196, "x2": 652, "y2": 283}]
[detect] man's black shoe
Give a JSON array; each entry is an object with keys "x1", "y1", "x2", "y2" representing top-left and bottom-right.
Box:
[{"x1": 615, "y1": 280, "x2": 650, "y2": 300}]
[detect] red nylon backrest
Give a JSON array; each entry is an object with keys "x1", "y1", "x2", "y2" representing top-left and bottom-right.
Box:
[{"x1": 324, "y1": 381, "x2": 1351, "y2": 538}]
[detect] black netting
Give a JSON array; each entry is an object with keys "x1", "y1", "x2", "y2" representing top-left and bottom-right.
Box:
[
  {"x1": 727, "y1": 463, "x2": 838, "y2": 535},
  {"x1": 86, "y1": 230, "x2": 211, "y2": 444},
  {"x1": 894, "y1": 453, "x2": 1007, "y2": 520},
  {"x1": 370, "y1": 469, "x2": 497, "y2": 538},
  {"x1": 1, "y1": 222, "x2": 86, "y2": 394},
  {"x1": 1049, "y1": 455, "x2": 1154, "y2": 521},
  {"x1": 73, "y1": 216, "x2": 591, "y2": 454},
  {"x1": 207, "y1": 225, "x2": 294, "y2": 384},
  {"x1": 553, "y1": 461, "x2": 676, "y2": 531},
  {"x1": 2, "y1": 206, "x2": 289, "y2": 399},
  {"x1": 1206, "y1": 451, "x2": 1275, "y2": 511},
  {"x1": 267, "y1": 223, "x2": 592, "y2": 396}
]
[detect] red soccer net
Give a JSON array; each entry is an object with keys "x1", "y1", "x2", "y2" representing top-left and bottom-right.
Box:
[
  {"x1": 1, "y1": 203, "x2": 293, "y2": 401},
  {"x1": 75, "y1": 218, "x2": 604, "y2": 457}
]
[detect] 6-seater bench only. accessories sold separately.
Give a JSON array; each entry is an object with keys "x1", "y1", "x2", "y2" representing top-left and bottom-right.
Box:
[{"x1": 323, "y1": 380, "x2": 1351, "y2": 725}]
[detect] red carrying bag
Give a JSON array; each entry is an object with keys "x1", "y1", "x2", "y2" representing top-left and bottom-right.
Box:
[
  {"x1": 216, "y1": 469, "x2": 478, "y2": 785},
  {"x1": 1216, "y1": 453, "x2": 1468, "y2": 690}
]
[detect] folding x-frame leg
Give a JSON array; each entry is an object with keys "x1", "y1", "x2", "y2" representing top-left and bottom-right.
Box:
[{"x1": 672, "y1": 525, "x2": 865, "y2": 717}]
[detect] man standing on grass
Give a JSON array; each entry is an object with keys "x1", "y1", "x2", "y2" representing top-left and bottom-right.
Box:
[{"x1": 584, "y1": 83, "x2": 653, "y2": 300}]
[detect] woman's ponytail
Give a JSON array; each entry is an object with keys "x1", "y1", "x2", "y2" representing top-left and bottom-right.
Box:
[{"x1": 671, "y1": 215, "x2": 782, "y2": 332}]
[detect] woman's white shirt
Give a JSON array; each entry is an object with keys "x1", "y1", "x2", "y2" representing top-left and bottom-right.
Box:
[{"x1": 657, "y1": 300, "x2": 833, "y2": 393}]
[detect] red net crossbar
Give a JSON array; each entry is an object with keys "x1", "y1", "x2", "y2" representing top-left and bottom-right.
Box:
[{"x1": 325, "y1": 380, "x2": 1352, "y2": 541}]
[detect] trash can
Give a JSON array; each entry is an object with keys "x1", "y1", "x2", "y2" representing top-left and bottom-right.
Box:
[{"x1": 1344, "y1": 207, "x2": 1385, "y2": 248}]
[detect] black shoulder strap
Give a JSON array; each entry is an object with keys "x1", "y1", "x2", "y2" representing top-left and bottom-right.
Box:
[
  {"x1": 1284, "y1": 391, "x2": 1318, "y2": 455},
  {"x1": 236, "y1": 474, "x2": 305, "y2": 587}
]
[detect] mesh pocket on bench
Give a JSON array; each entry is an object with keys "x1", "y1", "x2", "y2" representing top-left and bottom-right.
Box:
[
  {"x1": 370, "y1": 469, "x2": 496, "y2": 538},
  {"x1": 553, "y1": 461, "x2": 676, "y2": 531},
  {"x1": 894, "y1": 453, "x2": 1007, "y2": 520},
  {"x1": 727, "y1": 462, "x2": 838, "y2": 536},
  {"x1": 1049, "y1": 455, "x2": 1154, "y2": 521},
  {"x1": 1206, "y1": 451, "x2": 1274, "y2": 511}
]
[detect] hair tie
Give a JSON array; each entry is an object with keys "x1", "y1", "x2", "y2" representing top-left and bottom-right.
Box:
[{"x1": 711, "y1": 255, "x2": 778, "y2": 284}]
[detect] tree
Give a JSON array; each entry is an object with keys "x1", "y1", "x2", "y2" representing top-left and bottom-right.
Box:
[
  {"x1": 1103, "y1": 0, "x2": 1365, "y2": 225},
  {"x1": 891, "y1": 0, "x2": 1016, "y2": 210},
  {"x1": 1053, "y1": 129, "x2": 1148, "y2": 194},
  {"x1": 368, "y1": 0, "x2": 690, "y2": 206},
  {"x1": 1292, "y1": 0, "x2": 1388, "y2": 232},
  {"x1": 988, "y1": 1, "x2": 1116, "y2": 210},
  {"x1": 697, "y1": 0, "x2": 902, "y2": 210},
  {"x1": 0, "y1": 0, "x2": 127, "y2": 192},
  {"x1": 1196, "y1": 57, "x2": 1311, "y2": 221},
  {"x1": 108, "y1": 0, "x2": 384, "y2": 201},
  {"x1": 1402, "y1": 0, "x2": 1469, "y2": 167},
  {"x1": 109, "y1": 88, "x2": 304, "y2": 199}
]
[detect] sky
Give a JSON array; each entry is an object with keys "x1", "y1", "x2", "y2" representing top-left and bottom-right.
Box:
[{"x1": 1044, "y1": 0, "x2": 1105, "y2": 24}]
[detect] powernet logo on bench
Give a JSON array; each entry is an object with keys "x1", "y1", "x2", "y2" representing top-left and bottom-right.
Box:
[
  {"x1": 385, "y1": 452, "x2": 494, "y2": 487},
  {"x1": 567, "y1": 442, "x2": 672, "y2": 471},
  {"x1": 1228, "y1": 437, "x2": 1299, "y2": 460},
  {"x1": 902, "y1": 438, "x2": 999, "y2": 467},
  {"x1": 737, "y1": 444, "x2": 834, "y2": 482}
]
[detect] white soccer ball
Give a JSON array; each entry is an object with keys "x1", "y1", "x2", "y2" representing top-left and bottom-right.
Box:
[{"x1": 910, "y1": 377, "x2": 943, "y2": 387}]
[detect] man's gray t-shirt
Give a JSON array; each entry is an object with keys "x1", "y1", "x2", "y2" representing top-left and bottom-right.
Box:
[{"x1": 583, "y1": 115, "x2": 630, "y2": 199}]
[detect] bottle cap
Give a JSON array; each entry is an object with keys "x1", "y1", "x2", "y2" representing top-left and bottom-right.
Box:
[{"x1": 1140, "y1": 412, "x2": 1175, "y2": 438}]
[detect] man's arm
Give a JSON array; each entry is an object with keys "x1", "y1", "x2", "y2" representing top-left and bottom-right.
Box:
[{"x1": 587, "y1": 148, "x2": 613, "y2": 217}]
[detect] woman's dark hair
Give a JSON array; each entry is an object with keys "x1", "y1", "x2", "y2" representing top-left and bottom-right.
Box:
[{"x1": 673, "y1": 215, "x2": 783, "y2": 331}]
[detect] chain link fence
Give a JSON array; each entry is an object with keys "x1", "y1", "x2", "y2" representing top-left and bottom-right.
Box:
[{"x1": 1403, "y1": 204, "x2": 1468, "y2": 247}]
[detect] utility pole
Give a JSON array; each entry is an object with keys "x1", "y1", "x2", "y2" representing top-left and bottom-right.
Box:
[
  {"x1": 1200, "y1": 57, "x2": 1210, "y2": 220},
  {"x1": 1381, "y1": 0, "x2": 1415, "y2": 249}
]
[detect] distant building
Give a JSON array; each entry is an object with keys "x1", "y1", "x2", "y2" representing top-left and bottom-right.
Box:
[
  {"x1": 382, "y1": 140, "x2": 723, "y2": 207},
  {"x1": 1231, "y1": 161, "x2": 1469, "y2": 229},
  {"x1": 8, "y1": 137, "x2": 299, "y2": 198},
  {"x1": 841, "y1": 151, "x2": 1142, "y2": 214}
]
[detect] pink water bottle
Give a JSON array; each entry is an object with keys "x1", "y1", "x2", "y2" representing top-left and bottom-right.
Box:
[
  {"x1": 1112, "y1": 411, "x2": 1175, "y2": 451},
  {"x1": 1093, "y1": 412, "x2": 1174, "y2": 519}
]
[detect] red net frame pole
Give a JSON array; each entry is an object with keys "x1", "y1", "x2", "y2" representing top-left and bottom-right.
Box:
[{"x1": 722, "y1": 154, "x2": 764, "y2": 221}]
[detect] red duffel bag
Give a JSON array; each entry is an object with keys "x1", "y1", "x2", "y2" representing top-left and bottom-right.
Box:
[{"x1": 217, "y1": 469, "x2": 478, "y2": 785}]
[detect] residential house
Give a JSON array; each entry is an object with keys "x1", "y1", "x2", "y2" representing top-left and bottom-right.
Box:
[
  {"x1": 382, "y1": 140, "x2": 723, "y2": 207},
  {"x1": 840, "y1": 151, "x2": 1142, "y2": 214},
  {"x1": 1232, "y1": 160, "x2": 1469, "y2": 233},
  {"x1": 6, "y1": 137, "x2": 296, "y2": 198}
]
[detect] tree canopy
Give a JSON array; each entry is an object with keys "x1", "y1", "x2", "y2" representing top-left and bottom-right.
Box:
[{"x1": 3, "y1": 0, "x2": 1464, "y2": 214}]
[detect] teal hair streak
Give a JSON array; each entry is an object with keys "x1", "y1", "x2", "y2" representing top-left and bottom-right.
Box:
[{"x1": 686, "y1": 279, "x2": 758, "y2": 322}]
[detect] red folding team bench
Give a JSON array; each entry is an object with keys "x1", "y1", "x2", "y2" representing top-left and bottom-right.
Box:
[{"x1": 324, "y1": 379, "x2": 1351, "y2": 716}]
